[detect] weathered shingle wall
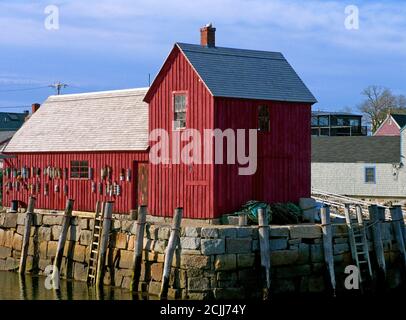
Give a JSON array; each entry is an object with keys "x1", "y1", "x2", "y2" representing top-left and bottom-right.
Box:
[{"x1": 311, "y1": 162, "x2": 406, "y2": 198}]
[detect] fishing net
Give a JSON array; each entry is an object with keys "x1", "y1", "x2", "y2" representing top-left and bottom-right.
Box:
[{"x1": 222, "y1": 200, "x2": 303, "y2": 225}]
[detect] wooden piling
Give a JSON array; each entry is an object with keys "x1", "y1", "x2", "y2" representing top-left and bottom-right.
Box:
[
  {"x1": 239, "y1": 213, "x2": 248, "y2": 226},
  {"x1": 258, "y1": 208, "x2": 271, "y2": 300},
  {"x1": 53, "y1": 199, "x2": 74, "y2": 274},
  {"x1": 96, "y1": 201, "x2": 114, "y2": 287},
  {"x1": 320, "y1": 205, "x2": 336, "y2": 296},
  {"x1": 131, "y1": 205, "x2": 147, "y2": 292},
  {"x1": 397, "y1": 208, "x2": 406, "y2": 245},
  {"x1": 369, "y1": 205, "x2": 386, "y2": 275},
  {"x1": 355, "y1": 205, "x2": 364, "y2": 224},
  {"x1": 344, "y1": 204, "x2": 357, "y2": 262},
  {"x1": 390, "y1": 206, "x2": 406, "y2": 267},
  {"x1": 160, "y1": 208, "x2": 182, "y2": 300},
  {"x1": 19, "y1": 196, "x2": 36, "y2": 274}
]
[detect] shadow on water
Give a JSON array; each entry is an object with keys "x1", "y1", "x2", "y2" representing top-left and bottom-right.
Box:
[{"x1": 0, "y1": 271, "x2": 153, "y2": 300}]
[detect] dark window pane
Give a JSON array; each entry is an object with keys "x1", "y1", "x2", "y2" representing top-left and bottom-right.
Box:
[
  {"x1": 70, "y1": 160, "x2": 89, "y2": 179},
  {"x1": 258, "y1": 105, "x2": 270, "y2": 132},
  {"x1": 365, "y1": 167, "x2": 375, "y2": 183},
  {"x1": 319, "y1": 116, "x2": 329, "y2": 126}
]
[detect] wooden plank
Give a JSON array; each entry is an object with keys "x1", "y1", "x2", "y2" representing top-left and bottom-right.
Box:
[
  {"x1": 390, "y1": 206, "x2": 406, "y2": 267},
  {"x1": 258, "y1": 208, "x2": 271, "y2": 300},
  {"x1": 369, "y1": 205, "x2": 386, "y2": 275},
  {"x1": 320, "y1": 205, "x2": 336, "y2": 296},
  {"x1": 18, "y1": 196, "x2": 36, "y2": 274},
  {"x1": 344, "y1": 204, "x2": 357, "y2": 262},
  {"x1": 53, "y1": 199, "x2": 74, "y2": 275},
  {"x1": 160, "y1": 208, "x2": 182, "y2": 299},
  {"x1": 131, "y1": 205, "x2": 147, "y2": 292},
  {"x1": 96, "y1": 201, "x2": 114, "y2": 287}
]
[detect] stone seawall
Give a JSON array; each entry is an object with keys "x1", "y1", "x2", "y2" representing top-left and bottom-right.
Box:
[{"x1": 0, "y1": 210, "x2": 404, "y2": 299}]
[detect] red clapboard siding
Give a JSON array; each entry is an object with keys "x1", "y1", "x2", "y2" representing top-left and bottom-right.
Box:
[
  {"x1": 3, "y1": 151, "x2": 148, "y2": 214},
  {"x1": 213, "y1": 97, "x2": 311, "y2": 217},
  {"x1": 148, "y1": 45, "x2": 311, "y2": 219},
  {"x1": 148, "y1": 46, "x2": 214, "y2": 219}
]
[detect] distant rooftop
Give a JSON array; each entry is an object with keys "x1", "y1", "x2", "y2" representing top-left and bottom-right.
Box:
[
  {"x1": 0, "y1": 111, "x2": 27, "y2": 131},
  {"x1": 312, "y1": 111, "x2": 362, "y2": 117},
  {"x1": 312, "y1": 136, "x2": 400, "y2": 163},
  {"x1": 390, "y1": 114, "x2": 406, "y2": 129}
]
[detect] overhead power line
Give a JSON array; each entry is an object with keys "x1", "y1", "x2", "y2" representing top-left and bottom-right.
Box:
[
  {"x1": 0, "y1": 106, "x2": 30, "y2": 109},
  {"x1": 0, "y1": 86, "x2": 49, "y2": 93}
]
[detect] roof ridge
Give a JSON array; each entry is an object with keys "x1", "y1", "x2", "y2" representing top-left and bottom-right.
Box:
[
  {"x1": 176, "y1": 42, "x2": 285, "y2": 60},
  {"x1": 47, "y1": 87, "x2": 149, "y2": 102}
]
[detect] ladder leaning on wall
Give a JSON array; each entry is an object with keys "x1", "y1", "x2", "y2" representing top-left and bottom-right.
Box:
[
  {"x1": 344, "y1": 204, "x2": 373, "y2": 284},
  {"x1": 86, "y1": 201, "x2": 104, "y2": 285}
]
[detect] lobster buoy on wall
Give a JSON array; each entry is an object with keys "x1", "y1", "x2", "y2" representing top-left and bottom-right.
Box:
[
  {"x1": 54, "y1": 184, "x2": 59, "y2": 193},
  {"x1": 98, "y1": 183, "x2": 103, "y2": 195},
  {"x1": 89, "y1": 168, "x2": 94, "y2": 180},
  {"x1": 36, "y1": 182, "x2": 40, "y2": 194},
  {"x1": 126, "y1": 168, "x2": 131, "y2": 182},
  {"x1": 91, "y1": 181, "x2": 96, "y2": 193},
  {"x1": 64, "y1": 184, "x2": 68, "y2": 195}
]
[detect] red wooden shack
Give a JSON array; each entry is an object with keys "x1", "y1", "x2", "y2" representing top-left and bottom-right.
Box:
[
  {"x1": 2, "y1": 25, "x2": 316, "y2": 219},
  {"x1": 2, "y1": 89, "x2": 150, "y2": 214},
  {"x1": 144, "y1": 25, "x2": 317, "y2": 218}
]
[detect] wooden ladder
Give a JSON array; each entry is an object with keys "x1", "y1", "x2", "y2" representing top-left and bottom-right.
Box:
[
  {"x1": 86, "y1": 201, "x2": 104, "y2": 285},
  {"x1": 344, "y1": 204, "x2": 373, "y2": 283}
]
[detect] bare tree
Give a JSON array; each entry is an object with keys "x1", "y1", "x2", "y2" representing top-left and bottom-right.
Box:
[{"x1": 358, "y1": 85, "x2": 405, "y2": 133}]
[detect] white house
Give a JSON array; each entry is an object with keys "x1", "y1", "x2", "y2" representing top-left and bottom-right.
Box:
[{"x1": 311, "y1": 132, "x2": 406, "y2": 201}]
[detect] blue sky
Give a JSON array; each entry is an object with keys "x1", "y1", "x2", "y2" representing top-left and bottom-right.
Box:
[{"x1": 0, "y1": 0, "x2": 405, "y2": 113}]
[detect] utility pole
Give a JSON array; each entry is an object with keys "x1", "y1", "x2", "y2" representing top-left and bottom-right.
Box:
[{"x1": 49, "y1": 81, "x2": 68, "y2": 95}]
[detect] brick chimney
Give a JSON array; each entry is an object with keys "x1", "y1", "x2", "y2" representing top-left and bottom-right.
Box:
[
  {"x1": 31, "y1": 103, "x2": 40, "y2": 114},
  {"x1": 200, "y1": 23, "x2": 216, "y2": 47}
]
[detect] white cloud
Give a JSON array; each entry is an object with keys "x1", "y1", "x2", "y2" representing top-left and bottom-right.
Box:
[{"x1": 0, "y1": 0, "x2": 405, "y2": 54}]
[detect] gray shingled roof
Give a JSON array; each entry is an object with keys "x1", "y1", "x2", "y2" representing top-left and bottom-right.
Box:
[
  {"x1": 391, "y1": 114, "x2": 406, "y2": 128},
  {"x1": 312, "y1": 136, "x2": 400, "y2": 163},
  {"x1": 176, "y1": 43, "x2": 317, "y2": 103},
  {"x1": 4, "y1": 88, "x2": 149, "y2": 153}
]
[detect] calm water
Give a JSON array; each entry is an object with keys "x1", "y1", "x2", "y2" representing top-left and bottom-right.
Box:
[{"x1": 0, "y1": 271, "x2": 155, "y2": 300}]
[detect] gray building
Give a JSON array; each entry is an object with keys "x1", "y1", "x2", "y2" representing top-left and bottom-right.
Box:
[
  {"x1": 311, "y1": 111, "x2": 367, "y2": 136},
  {"x1": 311, "y1": 135, "x2": 406, "y2": 200}
]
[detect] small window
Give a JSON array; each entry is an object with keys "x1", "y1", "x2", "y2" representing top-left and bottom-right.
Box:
[
  {"x1": 318, "y1": 116, "x2": 329, "y2": 126},
  {"x1": 365, "y1": 167, "x2": 376, "y2": 184},
  {"x1": 70, "y1": 160, "x2": 89, "y2": 179},
  {"x1": 258, "y1": 105, "x2": 270, "y2": 132},
  {"x1": 350, "y1": 119, "x2": 360, "y2": 126},
  {"x1": 173, "y1": 94, "x2": 187, "y2": 130}
]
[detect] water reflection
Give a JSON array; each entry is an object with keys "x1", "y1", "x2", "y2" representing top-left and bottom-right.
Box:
[{"x1": 0, "y1": 271, "x2": 152, "y2": 300}]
